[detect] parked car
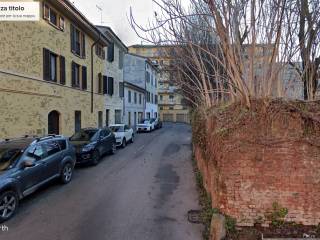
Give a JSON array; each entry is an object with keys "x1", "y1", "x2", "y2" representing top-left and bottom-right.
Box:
[
  {"x1": 69, "y1": 128, "x2": 116, "y2": 166},
  {"x1": 0, "y1": 135, "x2": 76, "y2": 223},
  {"x1": 152, "y1": 118, "x2": 163, "y2": 129},
  {"x1": 109, "y1": 124, "x2": 134, "y2": 148},
  {"x1": 137, "y1": 119, "x2": 156, "y2": 132}
]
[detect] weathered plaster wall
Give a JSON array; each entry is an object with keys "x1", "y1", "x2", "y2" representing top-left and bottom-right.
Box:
[{"x1": 0, "y1": 0, "x2": 106, "y2": 139}]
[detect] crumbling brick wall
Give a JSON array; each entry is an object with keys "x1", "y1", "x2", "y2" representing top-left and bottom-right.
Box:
[{"x1": 193, "y1": 101, "x2": 320, "y2": 226}]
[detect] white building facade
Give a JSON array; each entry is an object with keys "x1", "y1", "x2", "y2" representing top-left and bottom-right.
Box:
[
  {"x1": 123, "y1": 53, "x2": 158, "y2": 122},
  {"x1": 97, "y1": 26, "x2": 128, "y2": 125},
  {"x1": 123, "y1": 81, "x2": 145, "y2": 128},
  {"x1": 145, "y1": 62, "x2": 158, "y2": 119}
]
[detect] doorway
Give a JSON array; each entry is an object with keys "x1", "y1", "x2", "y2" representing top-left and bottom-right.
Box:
[{"x1": 48, "y1": 110, "x2": 60, "y2": 135}]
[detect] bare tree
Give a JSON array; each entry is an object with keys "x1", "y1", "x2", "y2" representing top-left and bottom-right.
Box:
[
  {"x1": 296, "y1": 0, "x2": 320, "y2": 100},
  {"x1": 129, "y1": 0, "x2": 314, "y2": 108}
]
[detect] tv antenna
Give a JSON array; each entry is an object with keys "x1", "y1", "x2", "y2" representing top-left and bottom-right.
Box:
[{"x1": 96, "y1": 5, "x2": 104, "y2": 25}]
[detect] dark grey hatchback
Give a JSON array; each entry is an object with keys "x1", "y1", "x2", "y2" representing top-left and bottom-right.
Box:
[
  {"x1": 0, "y1": 135, "x2": 76, "y2": 222},
  {"x1": 69, "y1": 128, "x2": 116, "y2": 166}
]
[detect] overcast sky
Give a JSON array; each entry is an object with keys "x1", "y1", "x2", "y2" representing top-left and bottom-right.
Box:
[{"x1": 71, "y1": 0, "x2": 160, "y2": 46}]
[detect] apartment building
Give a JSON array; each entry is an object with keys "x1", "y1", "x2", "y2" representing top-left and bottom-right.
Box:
[
  {"x1": 96, "y1": 26, "x2": 128, "y2": 125},
  {"x1": 123, "y1": 53, "x2": 158, "y2": 120},
  {"x1": 123, "y1": 82, "x2": 145, "y2": 128},
  {"x1": 0, "y1": 0, "x2": 109, "y2": 139},
  {"x1": 128, "y1": 45, "x2": 190, "y2": 123}
]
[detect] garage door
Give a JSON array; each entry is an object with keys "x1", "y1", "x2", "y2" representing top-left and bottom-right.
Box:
[
  {"x1": 162, "y1": 114, "x2": 174, "y2": 122},
  {"x1": 176, "y1": 114, "x2": 189, "y2": 123}
]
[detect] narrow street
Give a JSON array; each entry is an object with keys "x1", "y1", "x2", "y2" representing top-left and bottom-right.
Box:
[{"x1": 1, "y1": 123, "x2": 202, "y2": 240}]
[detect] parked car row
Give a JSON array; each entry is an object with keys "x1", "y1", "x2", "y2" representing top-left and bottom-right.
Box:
[
  {"x1": 137, "y1": 118, "x2": 162, "y2": 132},
  {"x1": 0, "y1": 123, "x2": 138, "y2": 223}
]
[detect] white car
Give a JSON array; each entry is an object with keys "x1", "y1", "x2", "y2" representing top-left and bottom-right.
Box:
[
  {"x1": 109, "y1": 124, "x2": 134, "y2": 148},
  {"x1": 137, "y1": 119, "x2": 155, "y2": 132}
]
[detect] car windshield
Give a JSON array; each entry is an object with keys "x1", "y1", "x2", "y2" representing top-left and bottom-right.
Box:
[
  {"x1": 140, "y1": 120, "x2": 150, "y2": 124},
  {"x1": 0, "y1": 148, "x2": 23, "y2": 171},
  {"x1": 110, "y1": 126, "x2": 124, "y2": 132},
  {"x1": 70, "y1": 129, "x2": 99, "y2": 141}
]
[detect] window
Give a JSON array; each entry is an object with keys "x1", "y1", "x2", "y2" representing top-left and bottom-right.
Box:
[
  {"x1": 44, "y1": 48, "x2": 65, "y2": 83},
  {"x1": 50, "y1": 53, "x2": 57, "y2": 81},
  {"x1": 128, "y1": 90, "x2": 132, "y2": 103},
  {"x1": 75, "y1": 111, "x2": 81, "y2": 132},
  {"x1": 128, "y1": 112, "x2": 131, "y2": 126},
  {"x1": 43, "y1": 3, "x2": 65, "y2": 31},
  {"x1": 115, "y1": 110, "x2": 122, "y2": 124},
  {"x1": 134, "y1": 92, "x2": 137, "y2": 104},
  {"x1": 169, "y1": 106, "x2": 174, "y2": 110},
  {"x1": 98, "y1": 73, "x2": 103, "y2": 94},
  {"x1": 27, "y1": 144, "x2": 46, "y2": 160},
  {"x1": 169, "y1": 95, "x2": 174, "y2": 99},
  {"x1": 160, "y1": 95, "x2": 163, "y2": 101},
  {"x1": 160, "y1": 106, "x2": 163, "y2": 110},
  {"x1": 103, "y1": 76, "x2": 114, "y2": 95},
  {"x1": 71, "y1": 24, "x2": 86, "y2": 58},
  {"x1": 59, "y1": 56, "x2": 66, "y2": 85},
  {"x1": 82, "y1": 66, "x2": 87, "y2": 90},
  {"x1": 49, "y1": 9, "x2": 57, "y2": 25},
  {"x1": 139, "y1": 94, "x2": 142, "y2": 104},
  {"x1": 56, "y1": 140, "x2": 67, "y2": 150},
  {"x1": 155, "y1": 95, "x2": 158, "y2": 104},
  {"x1": 107, "y1": 42, "x2": 114, "y2": 62},
  {"x1": 107, "y1": 77, "x2": 114, "y2": 95},
  {"x1": 119, "y1": 82, "x2": 124, "y2": 98},
  {"x1": 71, "y1": 62, "x2": 80, "y2": 88},
  {"x1": 43, "y1": 141, "x2": 60, "y2": 156},
  {"x1": 96, "y1": 44, "x2": 105, "y2": 59},
  {"x1": 98, "y1": 111, "x2": 103, "y2": 128},
  {"x1": 146, "y1": 72, "x2": 150, "y2": 83},
  {"x1": 151, "y1": 93, "x2": 154, "y2": 103},
  {"x1": 146, "y1": 92, "x2": 150, "y2": 102},
  {"x1": 106, "y1": 109, "x2": 110, "y2": 126},
  {"x1": 119, "y1": 50, "x2": 124, "y2": 69}
]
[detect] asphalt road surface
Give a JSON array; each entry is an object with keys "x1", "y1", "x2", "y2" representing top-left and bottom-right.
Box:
[{"x1": 2, "y1": 123, "x2": 203, "y2": 240}]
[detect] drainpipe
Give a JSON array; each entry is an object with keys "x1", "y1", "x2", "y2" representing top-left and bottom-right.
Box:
[{"x1": 91, "y1": 33, "x2": 101, "y2": 113}]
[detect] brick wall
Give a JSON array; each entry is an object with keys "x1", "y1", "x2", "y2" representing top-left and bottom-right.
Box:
[{"x1": 193, "y1": 104, "x2": 320, "y2": 226}]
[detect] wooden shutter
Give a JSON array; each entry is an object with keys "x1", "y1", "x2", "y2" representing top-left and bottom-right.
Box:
[
  {"x1": 71, "y1": 61, "x2": 76, "y2": 87},
  {"x1": 103, "y1": 75, "x2": 108, "y2": 94},
  {"x1": 108, "y1": 77, "x2": 114, "y2": 96},
  {"x1": 81, "y1": 33, "x2": 86, "y2": 58},
  {"x1": 60, "y1": 56, "x2": 66, "y2": 85},
  {"x1": 107, "y1": 43, "x2": 114, "y2": 62},
  {"x1": 43, "y1": 48, "x2": 50, "y2": 81},
  {"x1": 119, "y1": 82, "x2": 124, "y2": 98},
  {"x1": 70, "y1": 25, "x2": 75, "y2": 52},
  {"x1": 59, "y1": 17, "x2": 65, "y2": 30},
  {"x1": 82, "y1": 66, "x2": 87, "y2": 90},
  {"x1": 43, "y1": 3, "x2": 49, "y2": 20}
]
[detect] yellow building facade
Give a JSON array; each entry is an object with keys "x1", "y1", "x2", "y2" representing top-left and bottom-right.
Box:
[
  {"x1": 0, "y1": 0, "x2": 109, "y2": 139},
  {"x1": 128, "y1": 45, "x2": 190, "y2": 123}
]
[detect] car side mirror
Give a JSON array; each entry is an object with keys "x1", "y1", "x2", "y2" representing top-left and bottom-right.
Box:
[{"x1": 22, "y1": 159, "x2": 36, "y2": 169}]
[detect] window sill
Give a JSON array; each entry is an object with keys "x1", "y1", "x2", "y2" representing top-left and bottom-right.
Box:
[
  {"x1": 71, "y1": 51, "x2": 86, "y2": 59},
  {"x1": 45, "y1": 19, "x2": 64, "y2": 32}
]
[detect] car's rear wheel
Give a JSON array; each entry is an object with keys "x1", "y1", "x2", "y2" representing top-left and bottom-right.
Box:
[
  {"x1": 91, "y1": 149, "x2": 100, "y2": 166},
  {"x1": 130, "y1": 134, "x2": 134, "y2": 143},
  {"x1": 61, "y1": 163, "x2": 73, "y2": 184},
  {"x1": 122, "y1": 138, "x2": 126, "y2": 148},
  {"x1": 0, "y1": 191, "x2": 19, "y2": 223}
]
